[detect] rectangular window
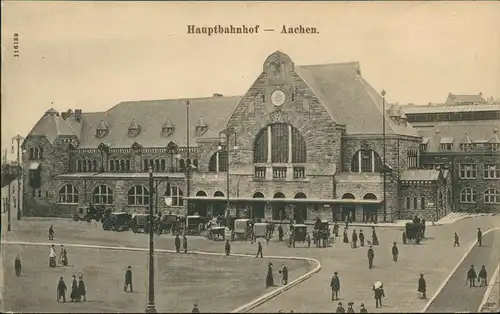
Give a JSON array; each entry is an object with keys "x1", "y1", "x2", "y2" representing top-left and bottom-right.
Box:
[
  {"x1": 293, "y1": 167, "x2": 305, "y2": 178},
  {"x1": 272, "y1": 167, "x2": 287, "y2": 179},
  {"x1": 484, "y1": 164, "x2": 500, "y2": 179},
  {"x1": 440, "y1": 144, "x2": 453, "y2": 151},
  {"x1": 419, "y1": 144, "x2": 428, "y2": 152},
  {"x1": 421, "y1": 197, "x2": 425, "y2": 210},
  {"x1": 459, "y1": 164, "x2": 477, "y2": 179},
  {"x1": 254, "y1": 167, "x2": 266, "y2": 179},
  {"x1": 406, "y1": 197, "x2": 411, "y2": 210},
  {"x1": 413, "y1": 197, "x2": 418, "y2": 210}
]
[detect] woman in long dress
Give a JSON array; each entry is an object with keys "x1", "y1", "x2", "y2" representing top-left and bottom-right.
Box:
[
  {"x1": 70, "y1": 275, "x2": 79, "y2": 302},
  {"x1": 266, "y1": 263, "x2": 274, "y2": 288},
  {"x1": 343, "y1": 229, "x2": 349, "y2": 243},
  {"x1": 49, "y1": 245, "x2": 57, "y2": 267}
]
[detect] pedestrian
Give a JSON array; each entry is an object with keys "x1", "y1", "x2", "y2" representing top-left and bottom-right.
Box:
[
  {"x1": 478, "y1": 265, "x2": 487, "y2": 287},
  {"x1": 334, "y1": 222, "x2": 339, "y2": 237},
  {"x1": 59, "y1": 245, "x2": 68, "y2": 266},
  {"x1": 347, "y1": 302, "x2": 355, "y2": 313},
  {"x1": 351, "y1": 230, "x2": 358, "y2": 248},
  {"x1": 467, "y1": 264, "x2": 477, "y2": 287},
  {"x1": 454, "y1": 232, "x2": 460, "y2": 247},
  {"x1": 78, "y1": 274, "x2": 86, "y2": 302},
  {"x1": 306, "y1": 232, "x2": 311, "y2": 248},
  {"x1": 330, "y1": 271, "x2": 340, "y2": 301},
  {"x1": 343, "y1": 228, "x2": 349, "y2": 243},
  {"x1": 266, "y1": 262, "x2": 274, "y2": 288},
  {"x1": 359, "y1": 303, "x2": 367, "y2": 313},
  {"x1": 392, "y1": 242, "x2": 399, "y2": 262},
  {"x1": 124, "y1": 266, "x2": 133, "y2": 292},
  {"x1": 256, "y1": 241, "x2": 263, "y2": 258},
  {"x1": 336, "y1": 301, "x2": 346, "y2": 313},
  {"x1": 49, "y1": 225, "x2": 55, "y2": 241},
  {"x1": 191, "y1": 303, "x2": 200, "y2": 313},
  {"x1": 367, "y1": 246, "x2": 375, "y2": 269},
  {"x1": 225, "y1": 239, "x2": 231, "y2": 256},
  {"x1": 371, "y1": 227, "x2": 379, "y2": 246},
  {"x1": 183, "y1": 235, "x2": 188, "y2": 253},
  {"x1": 418, "y1": 273, "x2": 427, "y2": 299},
  {"x1": 70, "y1": 274, "x2": 79, "y2": 302},
  {"x1": 477, "y1": 228, "x2": 482, "y2": 247},
  {"x1": 175, "y1": 234, "x2": 181, "y2": 253},
  {"x1": 279, "y1": 264, "x2": 288, "y2": 286},
  {"x1": 373, "y1": 283, "x2": 385, "y2": 308},
  {"x1": 14, "y1": 254, "x2": 22, "y2": 276},
  {"x1": 359, "y1": 230, "x2": 365, "y2": 247},
  {"x1": 278, "y1": 224, "x2": 284, "y2": 242},
  {"x1": 57, "y1": 276, "x2": 67, "y2": 303},
  {"x1": 49, "y1": 244, "x2": 57, "y2": 268}
]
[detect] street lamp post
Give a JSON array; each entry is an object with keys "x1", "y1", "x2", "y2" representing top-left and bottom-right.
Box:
[
  {"x1": 146, "y1": 166, "x2": 156, "y2": 313},
  {"x1": 218, "y1": 127, "x2": 237, "y2": 217},
  {"x1": 381, "y1": 90, "x2": 387, "y2": 222},
  {"x1": 12, "y1": 135, "x2": 24, "y2": 221}
]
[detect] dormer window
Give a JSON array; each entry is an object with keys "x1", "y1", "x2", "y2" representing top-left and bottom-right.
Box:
[
  {"x1": 96, "y1": 120, "x2": 109, "y2": 138},
  {"x1": 490, "y1": 143, "x2": 500, "y2": 152},
  {"x1": 195, "y1": 116, "x2": 208, "y2": 137},
  {"x1": 128, "y1": 119, "x2": 141, "y2": 138},
  {"x1": 387, "y1": 103, "x2": 401, "y2": 125},
  {"x1": 420, "y1": 143, "x2": 428, "y2": 152},
  {"x1": 460, "y1": 143, "x2": 473, "y2": 151},
  {"x1": 161, "y1": 118, "x2": 175, "y2": 137},
  {"x1": 439, "y1": 137, "x2": 454, "y2": 151},
  {"x1": 28, "y1": 146, "x2": 43, "y2": 160}
]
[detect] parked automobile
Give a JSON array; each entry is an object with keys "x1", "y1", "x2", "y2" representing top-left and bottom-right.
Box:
[{"x1": 102, "y1": 212, "x2": 132, "y2": 232}]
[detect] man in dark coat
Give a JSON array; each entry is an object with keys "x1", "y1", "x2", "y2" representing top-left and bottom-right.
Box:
[
  {"x1": 334, "y1": 222, "x2": 339, "y2": 237},
  {"x1": 335, "y1": 302, "x2": 345, "y2": 313},
  {"x1": 367, "y1": 246, "x2": 375, "y2": 269},
  {"x1": 477, "y1": 228, "x2": 482, "y2": 247},
  {"x1": 351, "y1": 230, "x2": 358, "y2": 249},
  {"x1": 266, "y1": 262, "x2": 274, "y2": 287},
  {"x1": 78, "y1": 274, "x2": 86, "y2": 302},
  {"x1": 418, "y1": 273, "x2": 427, "y2": 299},
  {"x1": 225, "y1": 240, "x2": 231, "y2": 256},
  {"x1": 191, "y1": 303, "x2": 200, "y2": 313},
  {"x1": 330, "y1": 271, "x2": 340, "y2": 301},
  {"x1": 14, "y1": 255, "x2": 22, "y2": 276},
  {"x1": 306, "y1": 232, "x2": 311, "y2": 248},
  {"x1": 392, "y1": 242, "x2": 399, "y2": 262},
  {"x1": 183, "y1": 235, "x2": 188, "y2": 253},
  {"x1": 478, "y1": 265, "x2": 487, "y2": 287},
  {"x1": 372, "y1": 227, "x2": 379, "y2": 245},
  {"x1": 124, "y1": 266, "x2": 133, "y2": 292},
  {"x1": 279, "y1": 264, "x2": 288, "y2": 286},
  {"x1": 278, "y1": 225, "x2": 284, "y2": 242},
  {"x1": 57, "y1": 276, "x2": 67, "y2": 303},
  {"x1": 467, "y1": 264, "x2": 477, "y2": 287},
  {"x1": 347, "y1": 302, "x2": 355, "y2": 313},
  {"x1": 373, "y1": 284, "x2": 384, "y2": 308},
  {"x1": 49, "y1": 225, "x2": 55, "y2": 241},
  {"x1": 70, "y1": 275, "x2": 79, "y2": 302},
  {"x1": 454, "y1": 232, "x2": 460, "y2": 247},
  {"x1": 359, "y1": 230, "x2": 365, "y2": 247},
  {"x1": 359, "y1": 303, "x2": 367, "y2": 313},
  {"x1": 175, "y1": 235, "x2": 181, "y2": 253},
  {"x1": 256, "y1": 241, "x2": 263, "y2": 258},
  {"x1": 343, "y1": 228, "x2": 349, "y2": 243}
]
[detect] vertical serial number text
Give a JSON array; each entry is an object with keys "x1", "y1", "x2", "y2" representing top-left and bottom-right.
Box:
[{"x1": 13, "y1": 33, "x2": 19, "y2": 57}]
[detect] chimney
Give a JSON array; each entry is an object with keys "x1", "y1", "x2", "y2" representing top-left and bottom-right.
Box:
[
  {"x1": 213, "y1": 93, "x2": 223, "y2": 97},
  {"x1": 75, "y1": 109, "x2": 82, "y2": 122}
]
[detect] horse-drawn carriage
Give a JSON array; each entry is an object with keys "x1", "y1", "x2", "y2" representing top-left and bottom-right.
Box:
[
  {"x1": 102, "y1": 212, "x2": 132, "y2": 231},
  {"x1": 402, "y1": 222, "x2": 425, "y2": 244},
  {"x1": 288, "y1": 224, "x2": 309, "y2": 248},
  {"x1": 73, "y1": 205, "x2": 105, "y2": 223},
  {"x1": 130, "y1": 214, "x2": 150, "y2": 233},
  {"x1": 156, "y1": 214, "x2": 183, "y2": 235},
  {"x1": 184, "y1": 215, "x2": 203, "y2": 235},
  {"x1": 232, "y1": 218, "x2": 252, "y2": 241},
  {"x1": 207, "y1": 225, "x2": 226, "y2": 240},
  {"x1": 253, "y1": 222, "x2": 270, "y2": 243}
]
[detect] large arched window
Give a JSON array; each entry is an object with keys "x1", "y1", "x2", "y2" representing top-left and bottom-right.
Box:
[
  {"x1": 209, "y1": 151, "x2": 228, "y2": 172},
  {"x1": 128, "y1": 185, "x2": 150, "y2": 206},
  {"x1": 253, "y1": 123, "x2": 306, "y2": 163},
  {"x1": 460, "y1": 188, "x2": 476, "y2": 203},
  {"x1": 59, "y1": 184, "x2": 79, "y2": 204},
  {"x1": 484, "y1": 189, "x2": 499, "y2": 204},
  {"x1": 351, "y1": 149, "x2": 383, "y2": 173},
  {"x1": 93, "y1": 185, "x2": 114, "y2": 205}
]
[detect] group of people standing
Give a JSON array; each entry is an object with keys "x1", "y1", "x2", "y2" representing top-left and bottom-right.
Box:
[
  {"x1": 266, "y1": 262, "x2": 289, "y2": 288},
  {"x1": 48, "y1": 244, "x2": 68, "y2": 268},
  {"x1": 57, "y1": 274, "x2": 86, "y2": 303}
]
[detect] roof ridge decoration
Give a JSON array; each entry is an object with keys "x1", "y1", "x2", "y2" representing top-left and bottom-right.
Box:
[
  {"x1": 461, "y1": 131, "x2": 473, "y2": 144},
  {"x1": 195, "y1": 116, "x2": 208, "y2": 137},
  {"x1": 161, "y1": 117, "x2": 175, "y2": 137},
  {"x1": 96, "y1": 119, "x2": 109, "y2": 139},
  {"x1": 128, "y1": 119, "x2": 141, "y2": 138}
]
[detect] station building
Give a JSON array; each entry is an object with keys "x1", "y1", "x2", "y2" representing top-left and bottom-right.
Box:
[{"x1": 21, "y1": 51, "x2": 459, "y2": 222}]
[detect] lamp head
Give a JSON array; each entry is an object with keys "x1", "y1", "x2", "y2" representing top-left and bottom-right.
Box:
[
  {"x1": 217, "y1": 145, "x2": 223, "y2": 151},
  {"x1": 175, "y1": 154, "x2": 181, "y2": 159},
  {"x1": 233, "y1": 145, "x2": 238, "y2": 150}
]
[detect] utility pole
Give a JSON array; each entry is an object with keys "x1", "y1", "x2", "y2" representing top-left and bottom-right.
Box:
[
  {"x1": 146, "y1": 166, "x2": 157, "y2": 313},
  {"x1": 186, "y1": 100, "x2": 191, "y2": 198},
  {"x1": 381, "y1": 90, "x2": 387, "y2": 222},
  {"x1": 12, "y1": 135, "x2": 24, "y2": 220}
]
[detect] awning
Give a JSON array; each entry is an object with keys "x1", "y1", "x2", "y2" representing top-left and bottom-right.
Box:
[
  {"x1": 29, "y1": 162, "x2": 40, "y2": 170},
  {"x1": 183, "y1": 196, "x2": 383, "y2": 204}
]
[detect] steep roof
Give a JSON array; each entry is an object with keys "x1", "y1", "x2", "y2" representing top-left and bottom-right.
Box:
[
  {"x1": 77, "y1": 96, "x2": 242, "y2": 148},
  {"x1": 400, "y1": 169, "x2": 441, "y2": 181},
  {"x1": 295, "y1": 63, "x2": 419, "y2": 137},
  {"x1": 26, "y1": 108, "x2": 77, "y2": 144},
  {"x1": 401, "y1": 103, "x2": 500, "y2": 114},
  {"x1": 445, "y1": 93, "x2": 486, "y2": 105}
]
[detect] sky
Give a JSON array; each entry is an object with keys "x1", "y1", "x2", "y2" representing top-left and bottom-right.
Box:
[{"x1": 1, "y1": 1, "x2": 500, "y2": 160}]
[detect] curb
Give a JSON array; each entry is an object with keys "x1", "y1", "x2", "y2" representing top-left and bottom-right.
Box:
[
  {"x1": 2, "y1": 240, "x2": 321, "y2": 313},
  {"x1": 421, "y1": 227, "x2": 500, "y2": 313},
  {"x1": 478, "y1": 261, "x2": 500, "y2": 312}
]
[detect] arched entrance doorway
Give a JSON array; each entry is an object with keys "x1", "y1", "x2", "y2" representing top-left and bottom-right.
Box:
[
  {"x1": 213, "y1": 191, "x2": 226, "y2": 217},
  {"x1": 252, "y1": 192, "x2": 265, "y2": 219},
  {"x1": 293, "y1": 192, "x2": 307, "y2": 223},
  {"x1": 193, "y1": 191, "x2": 207, "y2": 216},
  {"x1": 272, "y1": 192, "x2": 286, "y2": 221},
  {"x1": 362, "y1": 193, "x2": 378, "y2": 222},
  {"x1": 341, "y1": 193, "x2": 355, "y2": 222}
]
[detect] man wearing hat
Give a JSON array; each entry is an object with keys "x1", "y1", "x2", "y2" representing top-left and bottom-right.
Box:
[
  {"x1": 467, "y1": 264, "x2": 477, "y2": 287},
  {"x1": 57, "y1": 276, "x2": 67, "y2": 303},
  {"x1": 367, "y1": 246, "x2": 375, "y2": 269},
  {"x1": 359, "y1": 303, "x2": 367, "y2": 313},
  {"x1": 124, "y1": 266, "x2": 133, "y2": 292},
  {"x1": 335, "y1": 302, "x2": 345, "y2": 313},
  {"x1": 225, "y1": 239, "x2": 231, "y2": 256},
  {"x1": 346, "y1": 302, "x2": 355, "y2": 313},
  {"x1": 279, "y1": 264, "x2": 288, "y2": 286},
  {"x1": 478, "y1": 265, "x2": 487, "y2": 287},
  {"x1": 256, "y1": 241, "x2": 263, "y2": 258},
  {"x1": 359, "y1": 230, "x2": 365, "y2": 247},
  {"x1": 477, "y1": 228, "x2": 483, "y2": 247},
  {"x1": 191, "y1": 303, "x2": 200, "y2": 313},
  {"x1": 14, "y1": 254, "x2": 22, "y2": 276},
  {"x1": 330, "y1": 271, "x2": 340, "y2": 301},
  {"x1": 392, "y1": 242, "x2": 399, "y2": 262},
  {"x1": 418, "y1": 273, "x2": 427, "y2": 299},
  {"x1": 175, "y1": 234, "x2": 181, "y2": 253},
  {"x1": 78, "y1": 274, "x2": 86, "y2": 302},
  {"x1": 351, "y1": 230, "x2": 358, "y2": 249}
]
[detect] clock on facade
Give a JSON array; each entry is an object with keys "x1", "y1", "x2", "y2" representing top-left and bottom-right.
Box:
[{"x1": 271, "y1": 90, "x2": 286, "y2": 107}]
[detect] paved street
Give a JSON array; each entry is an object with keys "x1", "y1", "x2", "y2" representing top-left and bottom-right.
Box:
[{"x1": 424, "y1": 229, "x2": 500, "y2": 313}]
